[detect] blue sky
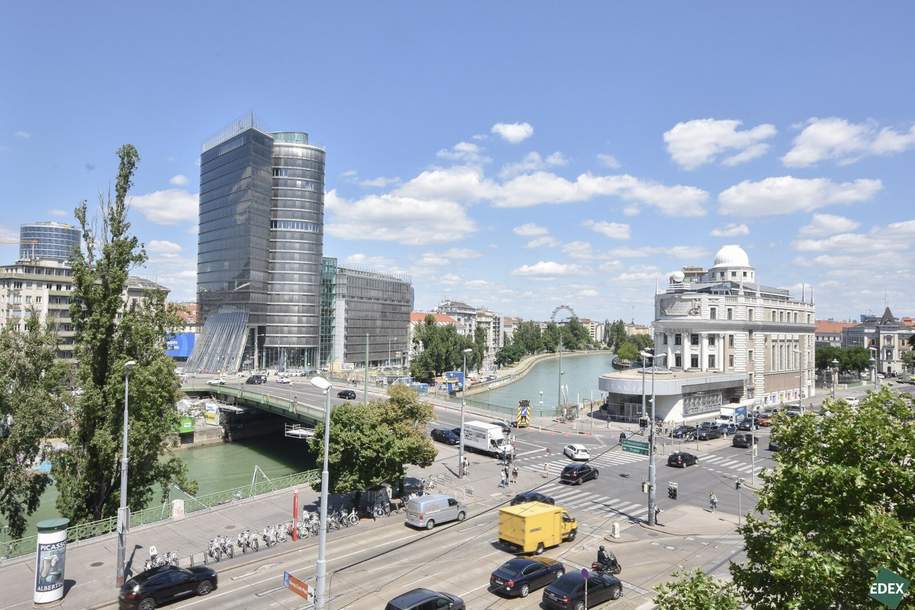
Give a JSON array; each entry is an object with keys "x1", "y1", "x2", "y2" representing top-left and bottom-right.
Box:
[{"x1": 2, "y1": 2, "x2": 914, "y2": 322}]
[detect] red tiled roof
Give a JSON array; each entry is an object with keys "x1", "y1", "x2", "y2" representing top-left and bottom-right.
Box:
[
  {"x1": 815, "y1": 320, "x2": 856, "y2": 334},
  {"x1": 411, "y1": 311, "x2": 456, "y2": 324}
]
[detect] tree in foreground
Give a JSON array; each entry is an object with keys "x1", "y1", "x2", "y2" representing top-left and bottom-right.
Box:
[
  {"x1": 52, "y1": 145, "x2": 195, "y2": 524},
  {"x1": 731, "y1": 388, "x2": 915, "y2": 609},
  {"x1": 310, "y1": 385, "x2": 437, "y2": 493},
  {"x1": 654, "y1": 568, "x2": 740, "y2": 610},
  {"x1": 616, "y1": 341, "x2": 639, "y2": 362},
  {"x1": 0, "y1": 314, "x2": 68, "y2": 538}
]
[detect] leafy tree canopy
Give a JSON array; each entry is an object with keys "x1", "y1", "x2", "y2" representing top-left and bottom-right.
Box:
[
  {"x1": 655, "y1": 568, "x2": 740, "y2": 610},
  {"x1": 815, "y1": 345, "x2": 873, "y2": 372},
  {"x1": 616, "y1": 341, "x2": 640, "y2": 362},
  {"x1": 310, "y1": 385, "x2": 437, "y2": 493},
  {"x1": 409, "y1": 315, "x2": 478, "y2": 382},
  {"x1": 731, "y1": 389, "x2": 915, "y2": 609}
]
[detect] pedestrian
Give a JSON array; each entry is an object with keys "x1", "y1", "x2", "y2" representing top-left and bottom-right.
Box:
[
  {"x1": 654, "y1": 506, "x2": 662, "y2": 525},
  {"x1": 462, "y1": 455, "x2": 470, "y2": 477},
  {"x1": 709, "y1": 492, "x2": 718, "y2": 512},
  {"x1": 500, "y1": 466, "x2": 509, "y2": 488},
  {"x1": 511, "y1": 465, "x2": 519, "y2": 485}
]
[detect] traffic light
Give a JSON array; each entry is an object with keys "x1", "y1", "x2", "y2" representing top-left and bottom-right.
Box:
[
  {"x1": 667, "y1": 481, "x2": 678, "y2": 500},
  {"x1": 639, "y1": 416, "x2": 649, "y2": 430}
]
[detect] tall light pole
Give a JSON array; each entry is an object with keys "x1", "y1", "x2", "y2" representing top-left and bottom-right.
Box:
[
  {"x1": 557, "y1": 331, "x2": 564, "y2": 418},
  {"x1": 459, "y1": 348, "x2": 472, "y2": 478},
  {"x1": 116, "y1": 360, "x2": 136, "y2": 586},
  {"x1": 640, "y1": 352, "x2": 647, "y2": 423},
  {"x1": 869, "y1": 354, "x2": 878, "y2": 390},
  {"x1": 793, "y1": 347, "x2": 803, "y2": 413},
  {"x1": 641, "y1": 350, "x2": 665, "y2": 526},
  {"x1": 363, "y1": 333, "x2": 369, "y2": 406},
  {"x1": 310, "y1": 376, "x2": 333, "y2": 610},
  {"x1": 831, "y1": 358, "x2": 839, "y2": 399}
]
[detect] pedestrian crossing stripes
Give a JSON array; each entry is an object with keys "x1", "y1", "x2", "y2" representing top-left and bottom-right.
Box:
[
  {"x1": 700, "y1": 454, "x2": 766, "y2": 475},
  {"x1": 534, "y1": 482, "x2": 649, "y2": 518},
  {"x1": 518, "y1": 450, "x2": 647, "y2": 474}
]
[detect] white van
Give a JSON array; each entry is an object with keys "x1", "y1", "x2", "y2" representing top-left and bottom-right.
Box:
[{"x1": 405, "y1": 494, "x2": 466, "y2": 530}]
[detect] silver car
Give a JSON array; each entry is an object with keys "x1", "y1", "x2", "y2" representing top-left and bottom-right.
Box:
[{"x1": 405, "y1": 494, "x2": 466, "y2": 530}]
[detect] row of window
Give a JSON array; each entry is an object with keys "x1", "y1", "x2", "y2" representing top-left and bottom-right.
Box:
[
  {"x1": 271, "y1": 220, "x2": 320, "y2": 232},
  {"x1": 272, "y1": 146, "x2": 325, "y2": 161}
]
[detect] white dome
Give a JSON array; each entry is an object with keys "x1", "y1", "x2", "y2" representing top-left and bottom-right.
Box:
[
  {"x1": 670, "y1": 270, "x2": 685, "y2": 282},
  {"x1": 712, "y1": 244, "x2": 750, "y2": 268}
]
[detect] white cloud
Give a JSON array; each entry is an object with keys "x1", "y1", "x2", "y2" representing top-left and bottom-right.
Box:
[
  {"x1": 578, "y1": 288, "x2": 599, "y2": 297},
  {"x1": 491, "y1": 122, "x2": 534, "y2": 144},
  {"x1": 344, "y1": 253, "x2": 402, "y2": 271},
  {"x1": 512, "y1": 223, "x2": 549, "y2": 237},
  {"x1": 416, "y1": 248, "x2": 481, "y2": 267},
  {"x1": 439, "y1": 273, "x2": 462, "y2": 285},
  {"x1": 439, "y1": 248, "x2": 481, "y2": 259},
  {"x1": 718, "y1": 176, "x2": 881, "y2": 217},
  {"x1": 562, "y1": 241, "x2": 595, "y2": 259},
  {"x1": 608, "y1": 245, "x2": 709, "y2": 260},
  {"x1": 783, "y1": 117, "x2": 915, "y2": 167},
  {"x1": 48, "y1": 208, "x2": 68, "y2": 218},
  {"x1": 341, "y1": 169, "x2": 358, "y2": 178},
  {"x1": 169, "y1": 174, "x2": 189, "y2": 186},
  {"x1": 491, "y1": 172, "x2": 708, "y2": 217},
  {"x1": 512, "y1": 261, "x2": 587, "y2": 276},
  {"x1": 14, "y1": 130, "x2": 31, "y2": 140},
  {"x1": 436, "y1": 141, "x2": 490, "y2": 165},
  {"x1": 499, "y1": 151, "x2": 567, "y2": 178},
  {"x1": 710, "y1": 223, "x2": 750, "y2": 237},
  {"x1": 614, "y1": 264, "x2": 665, "y2": 283},
  {"x1": 793, "y1": 218, "x2": 915, "y2": 255},
  {"x1": 798, "y1": 213, "x2": 860, "y2": 237},
  {"x1": 129, "y1": 189, "x2": 199, "y2": 224},
  {"x1": 147, "y1": 240, "x2": 182, "y2": 256},
  {"x1": 360, "y1": 176, "x2": 401, "y2": 188},
  {"x1": 395, "y1": 166, "x2": 494, "y2": 203},
  {"x1": 526, "y1": 236, "x2": 560, "y2": 249},
  {"x1": 597, "y1": 153, "x2": 621, "y2": 169},
  {"x1": 663, "y1": 118, "x2": 777, "y2": 169},
  {"x1": 622, "y1": 205, "x2": 640, "y2": 217},
  {"x1": 324, "y1": 189, "x2": 476, "y2": 245},
  {"x1": 583, "y1": 220, "x2": 630, "y2": 240}
]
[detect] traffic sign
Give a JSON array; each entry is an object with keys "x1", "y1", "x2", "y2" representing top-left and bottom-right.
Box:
[
  {"x1": 580, "y1": 567, "x2": 590, "y2": 579},
  {"x1": 283, "y1": 571, "x2": 312, "y2": 600},
  {"x1": 621, "y1": 439, "x2": 649, "y2": 455}
]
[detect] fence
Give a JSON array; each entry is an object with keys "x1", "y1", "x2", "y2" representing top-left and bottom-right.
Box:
[{"x1": 0, "y1": 469, "x2": 319, "y2": 562}]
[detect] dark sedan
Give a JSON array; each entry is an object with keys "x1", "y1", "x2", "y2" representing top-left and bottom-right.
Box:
[
  {"x1": 510, "y1": 491, "x2": 555, "y2": 506},
  {"x1": 666, "y1": 451, "x2": 698, "y2": 468},
  {"x1": 768, "y1": 439, "x2": 782, "y2": 452},
  {"x1": 737, "y1": 418, "x2": 754, "y2": 431},
  {"x1": 697, "y1": 427, "x2": 723, "y2": 441},
  {"x1": 718, "y1": 423, "x2": 737, "y2": 436},
  {"x1": 431, "y1": 428, "x2": 460, "y2": 445},
  {"x1": 542, "y1": 571, "x2": 622, "y2": 609},
  {"x1": 670, "y1": 425, "x2": 696, "y2": 439},
  {"x1": 337, "y1": 389, "x2": 357, "y2": 400},
  {"x1": 119, "y1": 565, "x2": 217, "y2": 610},
  {"x1": 732, "y1": 432, "x2": 759, "y2": 448},
  {"x1": 560, "y1": 463, "x2": 599, "y2": 485},
  {"x1": 490, "y1": 557, "x2": 564, "y2": 598}
]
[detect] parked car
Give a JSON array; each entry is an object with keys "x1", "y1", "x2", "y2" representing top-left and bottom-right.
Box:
[
  {"x1": 718, "y1": 423, "x2": 738, "y2": 436},
  {"x1": 490, "y1": 557, "x2": 564, "y2": 598},
  {"x1": 542, "y1": 571, "x2": 622, "y2": 609},
  {"x1": 206, "y1": 378, "x2": 226, "y2": 386},
  {"x1": 337, "y1": 389, "x2": 357, "y2": 400},
  {"x1": 384, "y1": 588, "x2": 465, "y2": 610},
  {"x1": 696, "y1": 427, "x2": 723, "y2": 441},
  {"x1": 666, "y1": 451, "x2": 697, "y2": 468},
  {"x1": 276, "y1": 376, "x2": 291, "y2": 384},
  {"x1": 405, "y1": 494, "x2": 465, "y2": 529},
  {"x1": 563, "y1": 443, "x2": 591, "y2": 461},
  {"x1": 510, "y1": 490, "x2": 555, "y2": 506},
  {"x1": 119, "y1": 565, "x2": 217, "y2": 610},
  {"x1": 755, "y1": 414, "x2": 772, "y2": 427},
  {"x1": 560, "y1": 463, "x2": 599, "y2": 485},
  {"x1": 431, "y1": 428, "x2": 460, "y2": 445},
  {"x1": 670, "y1": 425, "x2": 696, "y2": 439},
  {"x1": 732, "y1": 432, "x2": 758, "y2": 448}
]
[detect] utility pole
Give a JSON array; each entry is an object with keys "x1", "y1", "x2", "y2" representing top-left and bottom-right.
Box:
[
  {"x1": 459, "y1": 348, "x2": 472, "y2": 477},
  {"x1": 557, "y1": 332, "x2": 563, "y2": 418},
  {"x1": 363, "y1": 333, "x2": 370, "y2": 406},
  {"x1": 116, "y1": 360, "x2": 136, "y2": 586},
  {"x1": 310, "y1": 376, "x2": 333, "y2": 610},
  {"x1": 641, "y1": 351, "x2": 665, "y2": 526}
]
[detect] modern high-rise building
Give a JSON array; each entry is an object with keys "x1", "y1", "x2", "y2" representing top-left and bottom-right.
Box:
[
  {"x1": 188, "y1": 115, "x2": 325, "y2": 373},
  {"x1": 19, "y1": 221, "x2": 81, "y2": 263}
]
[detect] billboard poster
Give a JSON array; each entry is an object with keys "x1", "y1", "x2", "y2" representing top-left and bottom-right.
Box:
[
  {"x1": 165, "y1": 333, "x2": 196, "y2": 359},
  {"x1": 34, "y1": 537, "x2": 66, "y2": 602}
]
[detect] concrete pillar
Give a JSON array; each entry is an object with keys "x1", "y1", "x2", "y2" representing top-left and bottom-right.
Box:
[{"x1": 700, "y1": 332, "x2": 708, "y2": 371}]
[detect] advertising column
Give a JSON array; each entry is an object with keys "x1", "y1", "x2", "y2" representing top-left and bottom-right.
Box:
[{"x1": 34, "y1": 518, "x2": 69, "y2": 604}]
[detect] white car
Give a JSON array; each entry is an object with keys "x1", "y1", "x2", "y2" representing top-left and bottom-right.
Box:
[
  {"x1": 207, "y1": 378, "x2": 226, "y2": 386},
  {"x1": 276, "y1": 376, "x2": 291, "y2": 384},
  {"x1": 563, "y1": 443, "x2": 591, "y2": 461},
  {"x1": 845, "y1": 396, "x2": 860, "y2": 407}
]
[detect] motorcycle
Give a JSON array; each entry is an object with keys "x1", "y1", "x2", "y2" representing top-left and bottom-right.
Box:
[
  {"x1": 207, "y1": 538, "x2": 222, "y2": 563},
  {"x1": 218, "y1": 535, "x2": 234, "y2": 559},
  {"x1": 262, "y1": 525, "x2": 278, "y2": 548},
  {"x1": 592, "y1": 559, "x2": 622, "y2": 576},
  {"x1": 237, "y1": 529, "x2": 259, "y2": 553},
  {"x1": 275, "y1": 523, "x2": 289, "y2": 543}
]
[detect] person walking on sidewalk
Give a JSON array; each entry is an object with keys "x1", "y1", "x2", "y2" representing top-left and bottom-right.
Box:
[
  {"x1": 709, "y1": 492, "x2": 719, "y2": 512},
  {"x1": 462, "y1": 455, "x2": 470, "y2": 477},
  {"x1": 654, "y1": 506, "x2": 662, "y2": 525},
  {"x1": 499, "y1": 466, "x2": 508, "y2": 488},
  {"x1": 511, "y1": 465, "x2": 519, "y2": 485}
]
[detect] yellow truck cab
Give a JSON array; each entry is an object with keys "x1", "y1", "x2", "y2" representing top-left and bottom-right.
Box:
[{"x1": 499, "y1": 502, "x2": 577, "y2": 554}]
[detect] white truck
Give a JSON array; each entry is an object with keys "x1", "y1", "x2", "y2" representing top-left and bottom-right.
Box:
[
  {"x1": 715, "y1": 406, "x2": 737, "y2": 427},
  {"x1": 462, "y1": 421, "x2": 514, "y2": 458}
]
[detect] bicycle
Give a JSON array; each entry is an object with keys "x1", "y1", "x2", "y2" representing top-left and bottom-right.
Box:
[{"x1": 343, "y1": 507, "x2": 359, "y2": 527}]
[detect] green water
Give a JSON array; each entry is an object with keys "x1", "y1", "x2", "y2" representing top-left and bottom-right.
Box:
[{"x1": 13, "y1": 434, "x2": 314, "y2": 539}]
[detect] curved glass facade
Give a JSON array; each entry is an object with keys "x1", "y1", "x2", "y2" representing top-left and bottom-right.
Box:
[{"x1": 20, "y1": 222, "x2": 81, "y2": 263}]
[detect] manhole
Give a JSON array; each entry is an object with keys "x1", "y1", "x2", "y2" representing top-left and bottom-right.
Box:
[
  {"x1": 225, "y1": 525, "x2": 236, "y2": 530},
  {"x1": 90, "y1": 561, "x2": 104, "y2": 567}
]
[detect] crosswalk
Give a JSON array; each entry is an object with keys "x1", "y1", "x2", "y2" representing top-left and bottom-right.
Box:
[
  {"x1": 519, "y1": 450, "x2": 647, "y2": 476},
  {"x1": 533, "y1": 481, "x2": 649, "y2": 519},
  {"x1": 700, "y1": 454, "x2": 767, "y2": 475}
]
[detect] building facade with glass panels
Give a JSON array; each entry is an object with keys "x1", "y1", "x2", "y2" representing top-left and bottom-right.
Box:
[
  {"x1": 188, "y1": 116, "x2": 325, "y2": 373},
  {"x1": 19, "y1": 222, "x2": 81, "y2": 263}
]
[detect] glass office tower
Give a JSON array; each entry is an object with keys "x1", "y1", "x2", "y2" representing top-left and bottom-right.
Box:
[
  {"x1": 19, "y1": 222, "x2": 81, "y2": 263},
  {"x1": 188, "y1": 116, "x2": 325, "y2": 373}
]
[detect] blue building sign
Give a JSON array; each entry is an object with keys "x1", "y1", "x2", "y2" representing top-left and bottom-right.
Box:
[
  {"x1": 443, "y1": 370, "x2": 465, "y2": 394},
  {"x1": 165, "y1": 333, "x2": 196, "y2": 359}
]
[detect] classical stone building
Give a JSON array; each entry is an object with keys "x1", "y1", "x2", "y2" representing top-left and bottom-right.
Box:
[
  {"x1": 843, "y1": 308, "x2": 914, "y2": 376},
  {"x1": 599, "y1": 245, "x2": 816, "y2": 422}
]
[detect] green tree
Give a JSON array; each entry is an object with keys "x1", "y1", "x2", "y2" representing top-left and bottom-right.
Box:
[
  {"x1": 608, "y1": 320, "x2": 628, "y2": 350},
  {"x1": 731, "y1": 389, "x2": 915, "y2": 609},
  {"x1": 616, "y1": 341, "x2": 639, "y2": 362},
  {"x1": 310, "y1": 385, "x2": 437, "y2": 492},
  {"x1": 841, "y1": 346, "x2": 871, "y2": 372},
  {"x1": 513, "y1": 321, "x2": 543, "y2": 355},
  {"x1": 0, "y1": 314, "x2": 68, "y2": 538},
  {"x1": 542, "y1": 322, "x2": 560, "y2": 352},
  {"x1": 655, "y1": 568, "x2": 740, "y2": 610},
  {"x1": 815, "y1": 344, "x2": 842, "y2": 371},
  {"x1": 473, "y1": 324, "x2": 486, "y2": 371},
  {"x1": 52, "y1": 145, "x2": 195, "y2": 524},
  {"x1": 630, "y1": 333, "x2": 654, "y2": 352}
]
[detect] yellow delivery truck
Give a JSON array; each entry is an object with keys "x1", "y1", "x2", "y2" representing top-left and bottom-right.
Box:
[{"x1": 499, "y1": 502, "x2": 577, "y2": 554}]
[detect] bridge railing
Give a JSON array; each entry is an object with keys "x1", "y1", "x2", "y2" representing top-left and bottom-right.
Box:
[
  {"x1": 0, "y1": 469, "x2": 319, "y2": 562},
  {"x1": 182, "y1": 384, "x2": 325, "y2": 422}
]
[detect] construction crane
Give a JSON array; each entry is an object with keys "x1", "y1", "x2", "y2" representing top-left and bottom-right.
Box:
[{"x1": 0, "y1": 238, "x2": 39, "y2": 260}]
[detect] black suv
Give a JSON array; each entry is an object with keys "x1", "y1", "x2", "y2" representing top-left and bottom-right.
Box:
[
  {"x1": 732, "y1": 432, "x2": 758, "y2": 448},
  {"x1": 671, "y1": 425, "x2": 696, "y2": 439},
  {"x1": 245, "y1": 374, "x2": 267, "y2": 384},
  {"x1": 119, "y1": 565, "x2": 217, "y2": 609},
  {"x1": 667, "y1": 451, "x2": 697, "y2": 468},
  {"x1": 431, "y1": 428, "x2": 460, "y2": 445},
  {"x1": 542, "y1": 572, "x2": 622, "y2": 609},
  {"x1": 697, "y1": 426, "x2": 722, "y2": 441},
  {"x1": 510, "y1": 491, "x2": 555, "y2": 506},
  {"x1": 385, "y1": 588, "x2": 464, "y2": 610},
  {"x1": 337, "y1": 389, "x2": 357, "y2": 400},
  {"x1": 560, "y1": 463, "x2": 598, "y2": 485}
]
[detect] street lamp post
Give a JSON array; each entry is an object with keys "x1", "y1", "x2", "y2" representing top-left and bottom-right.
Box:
[
  {"x1": 557, "y1": 333, "x2": 564, "y2": 418},
  {"x1": 640, "y1": 350, "x2": 665, "y2": 526},
  {"x1": 459, "y1": 348, "x2": 473, "y2": 478},
  {"x1": 116, "y1": 360, "x2": 136, "y2": 586},
  {"x1": 869, "y1": 355, "x2": 878, "y2": 390},
  {"x1": 793, "y1": 347, "x2": 803, "y2": 413},
  {"x1": 310, "y1": 376, "x2": 333, "y2": 610},
  {"x1": 831, "y1": 358, "x2": 839, "y2": 399}
]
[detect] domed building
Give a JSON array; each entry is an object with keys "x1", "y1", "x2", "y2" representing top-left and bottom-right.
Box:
[{"x1": 599, "y1": 245, "x2": 816, "y2": 422}]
